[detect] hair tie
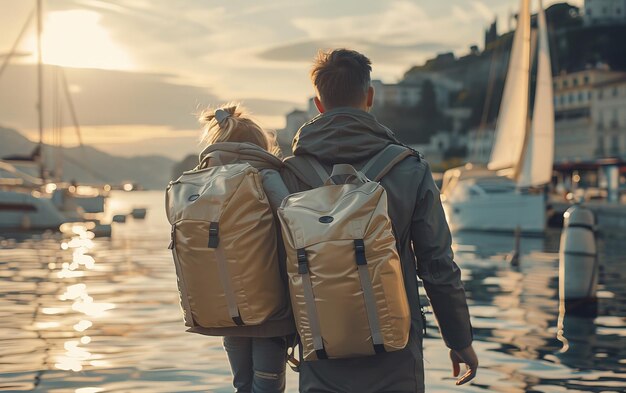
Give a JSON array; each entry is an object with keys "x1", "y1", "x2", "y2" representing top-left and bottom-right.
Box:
[{"x1": 214, "y1": 108, "x2": 231, "y2": 124}]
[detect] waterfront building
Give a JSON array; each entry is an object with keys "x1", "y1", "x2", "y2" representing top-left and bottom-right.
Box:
[
  {"x1": 467, "y1": 127, "x2": 495, "y2": 164},
  {"x1": 277, "y1": 108, "x2": 309, "y2": 155},
  {"x1": 409, "y1": 131, "x2": 465, "y2": 166},
  {"x1": 592, "y1": 76, "x2": 626, "y2": 158},
  {"x1": 372, "y1": 73, "x2": 461, "y2": 110},
  {"x1": 553, "y1": 68, "x2": 626, "y2": 162},
  {"x1": 583, "y1": 0, "x2": 626, "y2": 25},
  {"x1": 371, "y1": 80, "x2": 424, "y2": 108}
]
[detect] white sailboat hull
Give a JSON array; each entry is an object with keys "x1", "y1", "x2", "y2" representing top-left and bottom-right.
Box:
[
  {"x1": 441, "y1": 169, "x2": 546, "y2": 233},
  {"x1": 443, "y1": 192, "x2": 545, "y2": 233},
  {"x1": 0, "y1": 190, "x2": 67, "y2": 230}
]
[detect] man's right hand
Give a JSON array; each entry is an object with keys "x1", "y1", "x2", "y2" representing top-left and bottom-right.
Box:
[{"x1": 450, "y1": 345, "x2": 478, "y2": 385}]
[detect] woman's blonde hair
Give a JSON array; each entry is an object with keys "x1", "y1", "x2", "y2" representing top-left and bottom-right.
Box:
[{"x1": 199, "y1": 102, "x2": 280, "y2": 156}]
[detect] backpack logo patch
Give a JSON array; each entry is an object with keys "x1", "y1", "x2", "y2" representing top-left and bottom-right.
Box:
[
  {"x1": 188, "y1": 194, "x2": 200, "y2": 202},
  {"x1": 319, "y1": 216, "x2": 334, "y2": 224}
]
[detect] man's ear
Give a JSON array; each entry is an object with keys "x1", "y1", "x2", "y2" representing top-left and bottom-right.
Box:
[
  {"x1": 314, "y1": 96, "x2": 325, "y2": 113},
  {"x1": 366, "y1": 86, "x2": 374, "y2": 109}
]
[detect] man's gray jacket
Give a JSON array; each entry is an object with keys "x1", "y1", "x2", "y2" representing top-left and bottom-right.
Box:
[{"x1": 281, "y1": 108, "x2": 472, "y2": 392}]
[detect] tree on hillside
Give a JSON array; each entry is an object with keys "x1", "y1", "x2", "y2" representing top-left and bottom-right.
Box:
[{"x1": 415, "y1": 79, "x2": 450, "y2": 140}]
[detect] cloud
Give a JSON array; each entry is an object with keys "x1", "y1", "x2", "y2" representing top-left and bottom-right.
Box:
[
  {"x1": 0, "y1": 64, "x2": 298, "y2": 131},
  {"x1": 258, "y1": 39, "x2": 449, "y2": 64}
]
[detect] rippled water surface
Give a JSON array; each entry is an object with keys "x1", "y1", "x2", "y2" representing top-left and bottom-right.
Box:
[{"x1": 1, "y1": 191, "x2": 625, "y2": 392}]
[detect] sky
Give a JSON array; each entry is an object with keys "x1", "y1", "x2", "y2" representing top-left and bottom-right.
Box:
[{"x1": 0, "y1": 0, "x2": 583, "y2": 160}]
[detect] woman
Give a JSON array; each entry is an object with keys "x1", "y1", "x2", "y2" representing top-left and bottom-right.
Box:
[{"x1": 198, "y1": 103, "x2": 295, "y2": 393}]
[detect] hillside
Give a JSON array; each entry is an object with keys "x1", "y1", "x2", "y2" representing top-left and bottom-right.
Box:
[
  {"x1": 0, "y1": 126, "x2": 175, "y2": 189},
  {"x1": 400, "y1": 3, "x2": 626, "y2": 133}
]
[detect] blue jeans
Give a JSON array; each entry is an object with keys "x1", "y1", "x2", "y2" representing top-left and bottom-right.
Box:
[{"x1": 223, "y1": 336, "x2": 287, "y2": 393}]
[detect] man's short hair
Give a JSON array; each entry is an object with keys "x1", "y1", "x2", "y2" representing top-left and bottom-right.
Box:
[{"x1": 311, "y1": 49, "x2": 372, "y2": 109}]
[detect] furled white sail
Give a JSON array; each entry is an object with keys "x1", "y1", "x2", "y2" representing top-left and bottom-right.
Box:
[
  {"x1": 488, "y1": 0, "x2": 531, "y2": 172},
  {"x1": 517, "y1": 0, "x2": 554, "y2": 188}
]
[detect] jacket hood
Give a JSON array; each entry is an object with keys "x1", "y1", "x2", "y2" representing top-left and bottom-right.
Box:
[
  {"x1": 198, "y1": 142, "x2": 283, "y2": 170},
  {"x1": 292, "y1": 107, "x2": 401, "y2": 164}
]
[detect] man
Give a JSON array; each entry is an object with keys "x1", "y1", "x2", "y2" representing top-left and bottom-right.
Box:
[{"x1": 282, "y1": 49, "x2": 478, "y2": 392}]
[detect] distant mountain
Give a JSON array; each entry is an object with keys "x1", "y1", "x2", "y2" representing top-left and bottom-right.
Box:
[
  {"x1": 0, "y1": 126, "x2": 175, "y2": 189},
  {"x1": 172, "y1": 154, "x2": 197, "y2": 180}
]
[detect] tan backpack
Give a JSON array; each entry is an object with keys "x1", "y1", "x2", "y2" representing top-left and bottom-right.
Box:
[
  {"x1": 279, "y1": 145, "x2": 413, "y2": 361},
  {"x1": 166, "y1": 153, "x2": 285, "y2": 329}
]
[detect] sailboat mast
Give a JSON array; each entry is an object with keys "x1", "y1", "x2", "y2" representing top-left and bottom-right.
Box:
[{"x1": 36, "y1": 0, "x2": 44, "y2": 180}]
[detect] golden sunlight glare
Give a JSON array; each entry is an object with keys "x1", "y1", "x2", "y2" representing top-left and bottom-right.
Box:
[{"x1": 22, "y1": 10, "x2": 134, "y2": 70}]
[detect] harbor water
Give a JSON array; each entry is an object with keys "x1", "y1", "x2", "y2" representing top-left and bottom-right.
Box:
[{"x1": 1, "y1": 191, "x2": 625, "y2": 392}]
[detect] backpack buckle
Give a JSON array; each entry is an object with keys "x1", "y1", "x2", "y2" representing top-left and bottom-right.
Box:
[
  {"x1": 297, "y1": 249, "x2": 308, "y2": 274},
  {"x1": 208, "y1": 222, "x2": 220, "y2": 248},
  {"x1": 354, "y1": 239, "x2": 367, "y2": 266}
]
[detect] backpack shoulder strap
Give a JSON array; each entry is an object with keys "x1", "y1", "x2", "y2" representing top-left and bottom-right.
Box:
[
  {"x1": 361, "y1": 144, "x2": 416, "y2": 182},
  {"x1": 283, "y1": 155, "x2": 328, "y2": 188}
]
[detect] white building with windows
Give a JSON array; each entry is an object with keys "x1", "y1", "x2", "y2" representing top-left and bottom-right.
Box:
[
  {"x1": 371, "y1": 80, "x2": 423, "y2": 108},
  {"x1": 583, "y1": 0, "x2": 626, "y2": 25},
  {"x1": 277, "y1": 109, "x2": 309, "y2": 154},
  {"x1": 553, "y1": 68, "x2": 626, "y2": 162},
  {"x1": 466, "y1": 127, "x2": 495, "y2": 164},
  {"x1": 592, "y1": 76, "x2": 626, "y2": 157},
  {"x1": 372, "y1": 73, "x2": 462, "y2": 110}
]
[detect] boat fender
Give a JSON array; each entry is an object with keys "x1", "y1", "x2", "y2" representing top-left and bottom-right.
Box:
[{"x1": 558, "y1": 204, "x2": 598, "y2": 313}]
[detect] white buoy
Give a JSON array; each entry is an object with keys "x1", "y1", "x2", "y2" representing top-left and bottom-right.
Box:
[{"x1": 559, "y1": 204, "x2": 598, "y2": 310}]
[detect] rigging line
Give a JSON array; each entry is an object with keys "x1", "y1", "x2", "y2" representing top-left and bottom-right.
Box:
[
  {"x1": 37, "y1": 0, "x2": 45, "y2": 181},
  {"x1": 59, "y1": 67, "x2": 110, "y2": 183},
  {"x1": 0, "y1": 8, "x2": 35, "y2": 82},
  {"x1": 59, "y1": 67, "x2": 106, "y2": 181},
  {"x1": 54, "y1": 67, "x2": 64, "y2": 181},
  {"x1": 59, "y1": 68, "x2": 83, "y2": 147}
]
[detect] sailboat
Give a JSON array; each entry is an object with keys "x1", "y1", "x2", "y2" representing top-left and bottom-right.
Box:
[
  {"x1": 441, "y1": 0, "x2": 554, "y2": 234},
  {"x1": 0, "y1": 0, "x2": 108, "y2": 231}
]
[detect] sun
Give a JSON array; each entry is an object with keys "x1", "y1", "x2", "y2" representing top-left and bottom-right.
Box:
[{"x1": 22, "y1": 10, "x2": 134, "y2": 70}]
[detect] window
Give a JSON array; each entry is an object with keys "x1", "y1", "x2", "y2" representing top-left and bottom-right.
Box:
[
  {"x1": 611, "y1": 135, "x2": 619, "y2": 155},
  {"x1": 563, "y1": 80, "x2": 569, "y2": 88},
  {"x1": 560, "y1": 95, "x2": 565, "y2": 104},
  {"x1": 588, "y1": 91, "x2": 592, "y2": 100},
  {"x1": 613, "y1": 87, "x2": 619, "y2": 97},
  {"x1": 569, "y1": 94, "x2": 574, "y2": 103},
  {"x1": 584, "y1": 75, "x2": 590, "y2": 85},
  {"x1": 598, "y1": 111, "x2": 605, "y2": 130},
  {"x1": 574, "y1": 78, "x2": 579, "y2": 87},
  {"x1": 597, "y1": 136, "x2": 604, "y2": 156},
  {"x1": 578, "y1": 92, "x2": 584, "y2": 102},
  {"x1": 553, "y1": 82, "x2": 558, "y2": 90},
  {"x1": 599, "y1": 90, "x2": 604, "y2": 100}
]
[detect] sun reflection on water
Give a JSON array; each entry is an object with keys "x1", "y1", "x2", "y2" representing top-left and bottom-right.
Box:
[{"x1": 52, "y1": 223, "x2": 115, "y2": 373}]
